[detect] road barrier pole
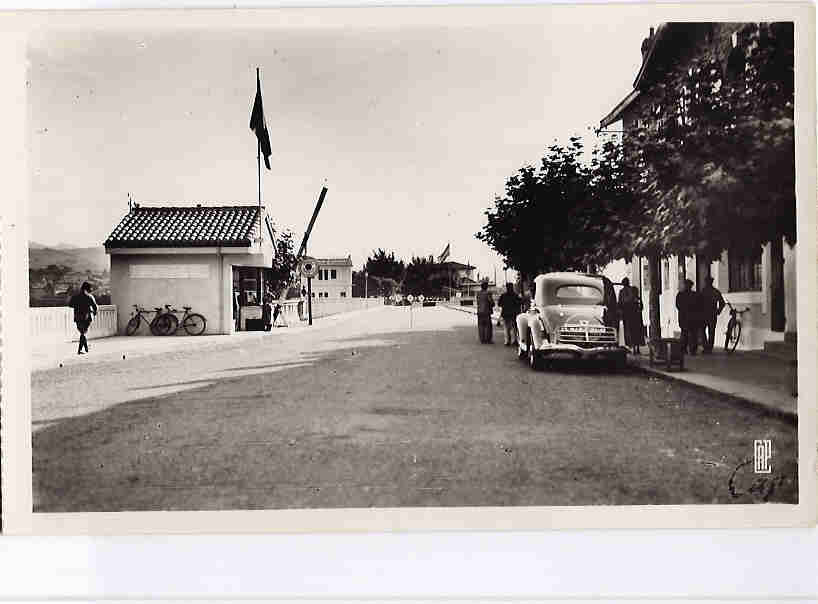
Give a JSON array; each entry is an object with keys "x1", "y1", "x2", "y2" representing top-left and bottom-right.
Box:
[{"x1": 307, "y1": 277, "x2": 313, "y2": 326}]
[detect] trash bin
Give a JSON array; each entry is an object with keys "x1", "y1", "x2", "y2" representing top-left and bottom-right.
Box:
[{"x1": 649, "y1": 337, "x2": 684, "y2": 371}]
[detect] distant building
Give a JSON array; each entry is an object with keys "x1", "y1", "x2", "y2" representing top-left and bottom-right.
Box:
[
  {"x1": 431, "y1": 260, "x2": 476, "y2": 298},
  {"x1": 309, "y1": 256, "x2": 353, "y2": 299},
  {"x1": 104, "y1": 204, "x2": 275, "y2": 334}
]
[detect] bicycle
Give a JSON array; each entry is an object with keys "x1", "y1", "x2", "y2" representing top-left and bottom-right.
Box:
[
  {"x1": 723, "y1": 300, "x2": 751, "y2": 354},
  {"x1": 162, "y1": 304, "x2": 207, "y2": 336},
  {"x1": 126, "y1": 305, "x2": 176, "y2": 336}
]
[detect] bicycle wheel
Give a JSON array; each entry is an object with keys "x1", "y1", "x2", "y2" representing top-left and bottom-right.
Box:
[
  {"x1": 126, "y1": 315, "x2": 141, "y2": 336},
  {"x1": 183, "y1": 313, "x2": 207, "y2": 336},
  {"x1": 729, "y1": 321, "x2": 741, "y2": 353},
  {"x1": 152, "y1": 313, "x2": 178, "y2": 336},
  {"x1": 724, "y1": 319, "x2": 734, "y2": 352}
]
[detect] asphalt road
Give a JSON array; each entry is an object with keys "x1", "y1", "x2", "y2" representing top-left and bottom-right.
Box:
[{"x1": 32, "y1": 305, "x2": 797, "y2": 512}]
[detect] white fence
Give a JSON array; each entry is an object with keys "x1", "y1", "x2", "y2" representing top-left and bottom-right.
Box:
[
  {"x1": 30, "y1": 305, "x2": 118, "y2": 342},
  {"x1": 276, "y1": 298, "x2": 383, "y2": 325}
]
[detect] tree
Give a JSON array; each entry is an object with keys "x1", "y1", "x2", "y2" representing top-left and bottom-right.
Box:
[
  {"x1": 624, "y1": 22, "x2": 795, "y2": 261},
  {"x1": 268, "y1": 227, "x2": 297, "y2": 297},
  {"x1": 403, "y1": 255, "x2": 448, "y2": 297},
  {"x1": 621, "y1": 22, "x2": 794, "y2": 338},
  {"x1": 476, "y1": 137, "x2": 639, "y2": 283},
  {"x1": 365, "y1": 248, "x2": 405, "y2": 283}
]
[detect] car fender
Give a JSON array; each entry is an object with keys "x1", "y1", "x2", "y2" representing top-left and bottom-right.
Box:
[
  {"x1": 529, "y1": 313, "x2": 548, "y2": 348},
  {"x1": 516, "y1": 312, "x2": 531, "y2": 346}
]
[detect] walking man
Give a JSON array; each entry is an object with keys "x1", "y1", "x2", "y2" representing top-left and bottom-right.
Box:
[
  {"x1": 699, "y1": 276, "x2": 725, "y2": 353},
  {"x1": 498, "y1": 283, "x2": 522, "y2": 346},
  {"x1": 476, "y1": 280, "x2": 495, "y2": 344},
  {"x1": 68, "y1": 281, "x2": 98, "y2": 355}
]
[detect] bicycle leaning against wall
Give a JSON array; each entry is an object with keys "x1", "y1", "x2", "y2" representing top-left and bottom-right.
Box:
[
  {"x1": 125, "y1": 305, "x2": 175, "y2": 336},
  {"x1": 161, "y1": 304, "x2": 208, "y2": 336},
  {"x1": 723, "y1": 300, "x2": 751, "y2": 354}
]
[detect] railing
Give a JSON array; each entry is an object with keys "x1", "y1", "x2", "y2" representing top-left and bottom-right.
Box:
[
  {"x1": 30, "y1": 305, "x2": 118, "y2": 342},
  {"x1": 272, "y1": 298, "x2": 384, "y2": 326}
]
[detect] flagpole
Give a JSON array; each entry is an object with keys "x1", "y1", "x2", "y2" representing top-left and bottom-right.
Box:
[{"x1": 257, "y1": 67, "x2": 262, "y2": 241}]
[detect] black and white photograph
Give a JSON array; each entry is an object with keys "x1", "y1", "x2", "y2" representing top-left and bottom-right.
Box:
[{"x1": 1, "y1": 3, "x2": 815, "y2": 532}]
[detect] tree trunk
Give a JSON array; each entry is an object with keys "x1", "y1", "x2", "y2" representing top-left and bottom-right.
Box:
[{"x1": 648, "y1": 253, "x2": 662, "y2": 341}]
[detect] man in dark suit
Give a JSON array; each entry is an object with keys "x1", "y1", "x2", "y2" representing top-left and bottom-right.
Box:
[{"x1": 676, "y1": 278, "x2": 698, "y2": 355}]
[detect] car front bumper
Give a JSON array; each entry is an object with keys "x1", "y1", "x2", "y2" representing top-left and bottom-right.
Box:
[{"x1": 523, "y1": 342, "x2": 628, "y2": 358}]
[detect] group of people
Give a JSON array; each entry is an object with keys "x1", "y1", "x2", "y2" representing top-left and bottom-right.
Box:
[
  {"x1": 475, "y1": 275, "x2": 726, "y2": 357},
  {"x1": 476, "y1": 281, "x2": 526, "y2": 346},
  {"x1": 675, "y1": 276, "x2": 726, "y2": 354}
]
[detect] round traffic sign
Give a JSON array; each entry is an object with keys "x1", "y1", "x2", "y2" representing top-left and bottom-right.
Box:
[{"x1": 299, "y1": 257, "x2": 319, "y2": 279}]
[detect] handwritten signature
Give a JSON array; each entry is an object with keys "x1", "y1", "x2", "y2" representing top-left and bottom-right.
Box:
[{"x1": 728, "y1": 458, "x2": 791, "y2": 502}]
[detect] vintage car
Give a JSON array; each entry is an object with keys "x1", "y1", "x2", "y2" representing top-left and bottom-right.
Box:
[{"x1": 516, "y1": 272, "x2": 627, "y2": 370}]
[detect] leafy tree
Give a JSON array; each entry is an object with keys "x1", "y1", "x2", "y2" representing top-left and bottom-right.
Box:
[
  {"x1": 403, "y1": 255, "x2": 448, "y2": 297},
  {"x1": 476, "y1": 137, "x2": 639, "y2": 282},
  {"x1": 268, "y1": 227, "x2": 298, "y2": 297},
  {"x1": 620, "y1": 22, "x2": 794, "y2": 337},
  {"x1": 624, "y1": 22, "x2": 795, "y2": 260},
  {"x1": 365, "y1": 248, "x2": 405, "y2": 283}
]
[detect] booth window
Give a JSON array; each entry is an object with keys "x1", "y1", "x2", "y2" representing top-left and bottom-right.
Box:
[{"x1": 331, "y1": 269, "x2": 337, "y2": 279}]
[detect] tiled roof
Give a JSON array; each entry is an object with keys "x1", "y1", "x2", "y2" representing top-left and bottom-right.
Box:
[{"x1": 104, "y1": 205, "x2": 261, "y2": 248}]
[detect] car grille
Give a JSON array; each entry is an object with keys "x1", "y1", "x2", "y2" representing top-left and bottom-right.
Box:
[{"x1": 558, "y1": 325, "x2": 617, "y2": 348}]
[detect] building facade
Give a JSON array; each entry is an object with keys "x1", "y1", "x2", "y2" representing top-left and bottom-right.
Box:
[
  {"x1": 600, "y1": 22, "x2": 796, "y2": 351},
  {"x1": 105, "y1": 204, "x2": 276, "y2": 335},
  {"x1": 310, "y1": 256, "x2": 353, "y2": 299}
]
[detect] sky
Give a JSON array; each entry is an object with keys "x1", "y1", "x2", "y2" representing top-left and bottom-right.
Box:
[{"x1": 27, "y1": 10, "x2": 656, "y2": 280}]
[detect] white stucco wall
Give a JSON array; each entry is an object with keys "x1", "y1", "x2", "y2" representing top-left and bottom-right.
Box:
[
  {"x1": 784, "y1": 239, "x2": 797, "y2": 333},
  {"x1": 110, "y1": 253, "x2": 223, "y2": 335}
]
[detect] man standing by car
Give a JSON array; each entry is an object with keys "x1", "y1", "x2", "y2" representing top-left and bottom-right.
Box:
[
  {"x1": 498, "y1": 283, "x2": 522, "y2": 346},
  {"x1": 699, "y1": 276, "x2": 725, "y2": 353},
  {"x1": 476, "y1": 280, "x2": 495, "y2": 344}
]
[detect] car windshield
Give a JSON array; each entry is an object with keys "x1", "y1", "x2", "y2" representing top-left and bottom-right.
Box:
[{"x1": 554, "y1": 284, "x2": 603, "y2": 305}]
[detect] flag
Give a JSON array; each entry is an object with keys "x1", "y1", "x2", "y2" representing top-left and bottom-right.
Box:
[
  {"x1": 250, "y1": 70, "x2": 272, "y2": 170},
  {"x1": 437, "y1": 242, "x2": 450, "y2": 263}
]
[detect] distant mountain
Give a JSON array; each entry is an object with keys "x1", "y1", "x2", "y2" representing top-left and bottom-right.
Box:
[
  {"x1": 28, "y1": 241, "x2": 49, "y2": 249},
  {"x1": 29, "y1": 245, "x2": 109, "y2": 274}
]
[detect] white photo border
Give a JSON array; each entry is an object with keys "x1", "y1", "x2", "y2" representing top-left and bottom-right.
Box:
[{"x1": 1, "y1": 2, "x2": 816, "y2": 535}]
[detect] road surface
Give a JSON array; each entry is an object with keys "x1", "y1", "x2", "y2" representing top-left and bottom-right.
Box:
[{"x1": 32, "y1": 305, "x2": 798, "y2": 511}]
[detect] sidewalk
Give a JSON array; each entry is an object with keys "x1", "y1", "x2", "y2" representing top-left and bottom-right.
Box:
[
  {"x1": 630, "y1": 348, "x2": 797, "y2": 421},
  {"x1": 29, "y1": 306, "x2": 380, "y2": 373},
  {"x1": 446, "y1": 303, "x2": 796, "y2": 420}
]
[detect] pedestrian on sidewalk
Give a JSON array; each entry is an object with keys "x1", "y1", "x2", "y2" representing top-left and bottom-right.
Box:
[
  {"x1": 618, "y1": 278, "x2": 644, "y2": 355},
  {"x1": 262, "y1": 293, "x2": 273, "y2": 331},
  {"x1": 699, "y1": 276, "x2": 725, "y2": 353},
  {"x1": 498, "y1": 283, "x2": 522, "y2": 346},
  {"x1": 68, "y1": 281, "x2": 98, "y2": 355},
  {"x1": 476, "y1": 280, "x2": 494, "y2": 344},
  {"x1": 676, "y1": 278, "x2": 699, "y2": 355}
]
